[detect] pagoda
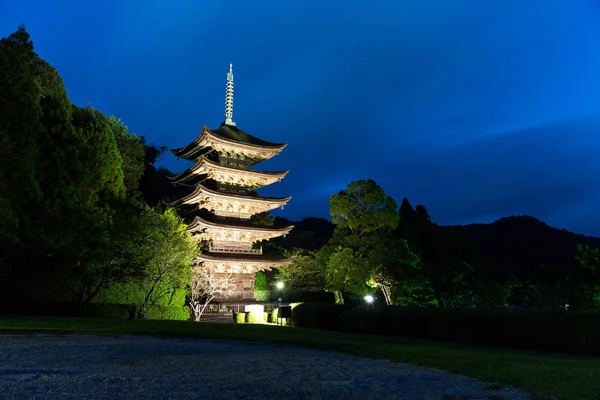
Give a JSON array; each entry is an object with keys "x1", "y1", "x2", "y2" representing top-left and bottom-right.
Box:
[{"x1": 167, "y1": 64, "x2": 294, "y2": 301}]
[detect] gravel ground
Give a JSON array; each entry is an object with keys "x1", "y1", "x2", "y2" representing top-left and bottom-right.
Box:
[{"x1": 0, "y1": 334, "x2": 530, "y2": 400}]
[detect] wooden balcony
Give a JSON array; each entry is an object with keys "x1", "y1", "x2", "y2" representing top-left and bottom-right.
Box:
[{"x1": 209, "y1": 243, "x2": 263, "y2": 255}]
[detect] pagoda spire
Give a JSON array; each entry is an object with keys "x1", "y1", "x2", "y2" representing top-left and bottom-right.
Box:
[{"x1": 224, "y1": 63, "x2": 236, "y2": 126}]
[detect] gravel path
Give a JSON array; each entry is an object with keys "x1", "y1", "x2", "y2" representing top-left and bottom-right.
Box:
[{"x1": 0, "y1": 334, "x2": 530, "y2": 400}]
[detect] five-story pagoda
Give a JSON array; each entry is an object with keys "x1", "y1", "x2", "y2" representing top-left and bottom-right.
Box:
[{"x1": 167, "y1": 64, "x2": 294, "y2": 301}]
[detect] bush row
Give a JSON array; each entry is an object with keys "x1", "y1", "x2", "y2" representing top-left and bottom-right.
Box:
[
  {"x1": 291, "y1": 303, "x2": 600, "y2": 356},
  {"x1": 233, "y1": 311, "x2": 265, "y2": 324},
  {"x1": 0, "y1": 302, "x2": 190, "y2": 320},
  {"x1": 86, "y1": 303, "x2": 190, "y2": 320},
  {"x1": 232, "y1": 310, "x2": 291, "y2": 325}
]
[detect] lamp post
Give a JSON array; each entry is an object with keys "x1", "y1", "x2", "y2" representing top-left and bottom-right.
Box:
[{"x1": 276, "y1": 281, "x2": 284, "y2": 303}]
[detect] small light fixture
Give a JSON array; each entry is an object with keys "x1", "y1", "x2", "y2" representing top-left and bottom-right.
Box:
[
  {"x1": 276, "y1": 281, "x2": 284, "y2": 290},
  {"x1": 364, "y1": 295, "x2": 374, "y2": 303}
]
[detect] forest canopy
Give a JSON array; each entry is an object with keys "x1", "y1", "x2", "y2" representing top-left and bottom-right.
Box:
[{"x1": 0, "y1": 26, "x2": 192, "y2": 318}]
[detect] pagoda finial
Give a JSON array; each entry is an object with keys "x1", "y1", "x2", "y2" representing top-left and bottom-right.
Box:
[{"x1": 224, "y1": 63, "x2": 236, "y2": 126}]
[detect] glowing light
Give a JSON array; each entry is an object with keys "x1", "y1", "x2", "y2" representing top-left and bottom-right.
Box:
[
  {"x1": 276, "y1": 281, "x2": 284, "y2": 290},
  {"x1": 364, "y1": 295, "x2": 374, "y2": 303}
]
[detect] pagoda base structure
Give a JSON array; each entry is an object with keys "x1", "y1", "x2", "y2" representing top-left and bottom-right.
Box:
[{"x1": 197, "y1": 253, "x2": 295, "y2": 301}]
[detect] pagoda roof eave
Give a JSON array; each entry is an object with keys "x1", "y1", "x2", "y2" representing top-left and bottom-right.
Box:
[
  {"x1": 197, "y1": 253, "x2": 296, "y2": 264},
  {"x1": 171, "y1": 126, "x2": 287, "y2": 160},
  {"x1": 165, "y1": 183, "x2": 292, "y2": 208},
  {"x1": 167, "y1": 156, "x2": 289, "y2": 183},
  {"x1": 188, "y1": 216, "x2": 294, "y2": 234}
]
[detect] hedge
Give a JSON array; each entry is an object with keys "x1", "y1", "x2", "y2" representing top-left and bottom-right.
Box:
[
  {"x1": 290, "y1": 302, "x2": 351, "y2": 330},
  {"x1": 146, "y1": 306, "x2": 190, "y2": 321},
  {"x1": 233, "y1": 312, "x2": 246, "y2": 323},
  {"x1": 245, "y1": 311, "x2": 264, "y2": 324},
  {"x1": 85, "y1": 304, "x2": 190, "y2": 320},
  {"x1": 291, "y1": 304, "x2": 600, "y2": 356}
]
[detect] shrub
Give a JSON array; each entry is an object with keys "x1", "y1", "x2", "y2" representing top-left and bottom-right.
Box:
[
  {"x1": 246, "y1": 311, "x2": 264, "y2": 324},
  {"x1": 233, "y1": 312, "x2": 246, "y2": 323},
  {"x1": 291, "y1": 302, "x2": 350, "y2": 330},
  {"x1": 146, "y1": 306, "x2": 190, "y2": 321}
]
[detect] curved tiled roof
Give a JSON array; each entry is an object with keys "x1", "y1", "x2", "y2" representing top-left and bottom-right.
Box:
[{"x1": 165, "y1": 183, "x2": 292, "y2": 208}]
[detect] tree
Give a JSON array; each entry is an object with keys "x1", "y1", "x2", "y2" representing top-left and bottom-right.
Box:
[
  {"x1": 0, "y1": 26, "x2": 43, "y2": 276},
  {"x1": 467, "y1": 266, "x2": 519, "y2": 308},
  {"x1": 188, "y1": 267, "x2": 235, "y2": 321},
  {"x1": 321, "y1": 246, "x2": 368, "y2": 304},
  {"x1": 275, "y1": 250, "x2": 325, "y2": 291},
  {"x1": 321, "y1": 179, "x2": 417, "y2": 304},
  {"x1": 330, "y1": 179, "x2": 398, "y2": 233},
  {"x1": 132, "y1": 208, "x2": 197, "y2": 319},
  {"x1": 365, "y1": 236, "x2": 419, "y2": 305},
  {"x1": 68, "y1": 204, "x2": 145, "y2": 311},
  {"x1": 0, "y1": 25, "x2": 43, "y2": 208},
  {"x1": 108, "y1": 116, "x2": 146, "y2": 196},
  {"x1": 250, "y1": 211, "x2": 274, "y2": 226},
  {"x1": 573, "y1": 244, "x2": 600, "y2": 309},
  {"x1": 254, "y1": 271, "x2": 270, "y2": 301},
  {"x1": 415, "y1": 224, "x2": 475, "y2": 308},
  {"x1": 395, "y1": 199, "x2": 476, "y2": 308}
]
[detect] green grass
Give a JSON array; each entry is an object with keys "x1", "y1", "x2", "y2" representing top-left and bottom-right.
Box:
[{"x1": 1, "y1": 317, "x2": 599, "y2": 399}]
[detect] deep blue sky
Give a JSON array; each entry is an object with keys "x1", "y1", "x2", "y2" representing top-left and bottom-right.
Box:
[{"x1": 3, "y1": 0, "x2": 600, "y2": 235}]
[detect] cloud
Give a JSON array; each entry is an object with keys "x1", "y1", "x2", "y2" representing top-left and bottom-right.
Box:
[{"x1": 371, "y1": 118, "x2": 600, "y2": 231}]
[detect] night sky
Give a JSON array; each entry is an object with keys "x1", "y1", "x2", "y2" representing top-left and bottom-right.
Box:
[{"x1": 3, "y1": 1, "x2": 600, "y2": 235}]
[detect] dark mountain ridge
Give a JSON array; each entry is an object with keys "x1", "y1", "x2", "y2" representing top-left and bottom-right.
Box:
[
  {"x1": 278, "y1": 214, "x2": 599, "y2": 278},
  {"x1": 447, "y1": 215, "x2": 600, "y2": 278}
]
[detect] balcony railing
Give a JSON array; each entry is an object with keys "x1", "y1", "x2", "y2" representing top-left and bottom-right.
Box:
[{"x1": 209, "y1": 244, "x2": 262, "y2": 255}]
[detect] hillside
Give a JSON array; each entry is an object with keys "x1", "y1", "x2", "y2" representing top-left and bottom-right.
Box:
[
  {"x1": 277, "y1": 215, "x2": 599, "y2": 279},
  {"x1": 448, "y1": 216, "x2": 600, "y2": 279}
]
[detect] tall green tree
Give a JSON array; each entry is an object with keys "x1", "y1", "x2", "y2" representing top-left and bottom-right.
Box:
[
  {"x1": 330, "y1": 179, "x2": 398, "y2": 233},
  {"x1": 0, "y1": 25, "x2": 42, "y2": 207},
  {"x1": 321, "y1": 179, "x2": 417, "y2": 304},
  {"x1": 108, "y1": 116, "x2": 146, "y2": 196},
  {"x1": 0, "y1": 26, "x2": 43, "y2": 272}
]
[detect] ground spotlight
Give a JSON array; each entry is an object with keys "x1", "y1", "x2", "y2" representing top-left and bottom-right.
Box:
[
  {"x1": 276, "y1": 281, "x2": 284, "y2": 290},
  {"x1": 364, "y1": 295, "x2": 374, "y2": 303}
]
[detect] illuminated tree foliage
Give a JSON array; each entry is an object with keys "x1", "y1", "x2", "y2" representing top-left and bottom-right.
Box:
[
  {"x1": 330, "y1": 179, "x2": 398, "y2": 233},
  {"x1": 319, "y1": 179, "x2": 418, "y2": 304},
  {"x1": 275, "y1": 250, "x2": 325, "y2": 291},
  {"x1": 131, "y1": 208, "x2": 196, "y2": 319}
]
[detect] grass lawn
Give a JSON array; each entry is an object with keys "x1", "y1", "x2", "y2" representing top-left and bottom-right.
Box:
[{"x1": 1, "y1": 317, "x2": 598, "y2": 399}]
